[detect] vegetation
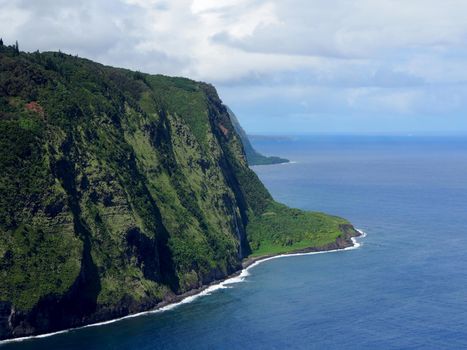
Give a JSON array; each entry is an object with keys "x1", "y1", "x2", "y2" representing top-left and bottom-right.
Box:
[
  {"x1": 0, "y1": 43, "x2": 354, "y2": 339},
  {"x1": 247, "y1": 202, "x2": 349, "y2": 256}
]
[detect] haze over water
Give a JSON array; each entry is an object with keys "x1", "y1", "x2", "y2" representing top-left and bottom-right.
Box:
[{"x1": 3, "y1": 135, "x2": 467, "y2": 349}]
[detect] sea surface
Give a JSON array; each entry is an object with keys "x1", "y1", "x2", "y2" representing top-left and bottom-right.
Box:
[{"x1": 3, "y1": 135, "x2": 467, "y2": 350}]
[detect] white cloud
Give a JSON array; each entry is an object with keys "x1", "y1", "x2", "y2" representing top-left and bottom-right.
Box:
[
  {"x1": 3, "y1": 0, "x2": 467, "y2": 84},
  {"x1": 0, "y1": 2, "x2": 30, "y2": 38},
  {"x1": 1, "y1": 0, "x2": 467, "y2": 132}
]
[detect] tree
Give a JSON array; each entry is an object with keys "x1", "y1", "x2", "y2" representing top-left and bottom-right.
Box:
[
  {"x1": 14, "y1": 40, "x2": 19, "y2": 54},
  {"x1": 0, "y1": 38, "x2": 3, "y2": 46}
]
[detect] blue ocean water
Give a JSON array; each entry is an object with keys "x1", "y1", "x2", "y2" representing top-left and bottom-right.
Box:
[{"x1": 3, "y1": 135, "x2": 467, "y2": 350}]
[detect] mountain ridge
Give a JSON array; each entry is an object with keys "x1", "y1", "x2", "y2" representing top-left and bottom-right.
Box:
[
  {"x1": 0, "y1": 43, "x2": 357, "y2": 340},
  {"x1": 227, "y1": 107, "x2": 289, "y2": 166}
]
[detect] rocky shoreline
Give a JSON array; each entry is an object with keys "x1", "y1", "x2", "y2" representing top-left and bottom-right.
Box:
[
  {"x1": 0, "y1": 225, "x2": 362, "y2": 343},
  {"x1": 130, "y1": 225, "x2": 362, "y2": 317},
  {"x1": 159, "y1": 225, "x2": 362, "y2": 311}
]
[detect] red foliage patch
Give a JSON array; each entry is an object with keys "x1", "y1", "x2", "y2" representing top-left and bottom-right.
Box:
[
  {"x1": 25, "y1": 101, "x2": 45, "y2": 118},
  {"x1": 218, "y1": 123, "x2": 229, "y2": 137}
]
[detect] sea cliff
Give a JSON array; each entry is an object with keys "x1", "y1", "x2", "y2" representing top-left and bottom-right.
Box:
[{"x1": 0, "y1": 44, "x2": 357, "y2": 340}]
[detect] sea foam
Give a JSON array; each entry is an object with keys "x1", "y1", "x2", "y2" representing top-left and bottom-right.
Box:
[{"x1": 0, "y1": 229, "x2": 366, "y2": 345}]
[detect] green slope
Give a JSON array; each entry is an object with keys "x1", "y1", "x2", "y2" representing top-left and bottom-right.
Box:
[{"x1": 0, "y1": 43, "x2": 357, "y2": 340}]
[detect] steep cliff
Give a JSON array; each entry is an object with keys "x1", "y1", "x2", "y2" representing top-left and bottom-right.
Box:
[
  {"x1": 0, "y1": 44, "x2": 357, "y2": 340},
  {"x1": 227, "y1": 107, "x2": 289, "y2": 166}
]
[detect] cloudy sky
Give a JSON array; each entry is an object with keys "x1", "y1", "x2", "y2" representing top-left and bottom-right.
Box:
[{"x1": 1, "y1": 0, "x2": 467, "y2": 134}]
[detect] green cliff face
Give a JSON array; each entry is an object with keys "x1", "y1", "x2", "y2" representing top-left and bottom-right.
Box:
[{"x1": 0, "y1": 45, "x2": 356, "y2": 340}]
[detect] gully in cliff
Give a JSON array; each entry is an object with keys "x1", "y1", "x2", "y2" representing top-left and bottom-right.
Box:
[
  {"x1": 0, "y1": 228, "x2": 365, "y2": 344},
  {"x1": 0, "y1": 45, "x2": 362, "y2": 341}
]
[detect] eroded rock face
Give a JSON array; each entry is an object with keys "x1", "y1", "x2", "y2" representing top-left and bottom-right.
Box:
[
  {"x1": 0, "y1": 47, "x2": 271, "y2": 340},
  {"x1": 0, "y1": 302, "x2": 13, "y2": 340},
  {"x1": 0, "y1": 46, "x2": 355, "y2": 340}
]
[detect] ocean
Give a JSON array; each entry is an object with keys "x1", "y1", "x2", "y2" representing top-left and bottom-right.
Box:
[{"x1": 3, "y1": 135, "x2": 467, "y2": 349}]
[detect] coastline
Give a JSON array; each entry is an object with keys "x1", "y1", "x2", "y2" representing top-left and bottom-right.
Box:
[
  {"x1": 0, "y1": 228, "x2": 365, "y2": 345},
  {"x1": 242, "y1": 226, "x2": 363, "y2": 269}
]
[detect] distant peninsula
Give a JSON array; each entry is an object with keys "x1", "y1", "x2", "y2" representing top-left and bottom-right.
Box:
[{"x1": 227, "y1": 107, "x2": 289, "y2": 166}]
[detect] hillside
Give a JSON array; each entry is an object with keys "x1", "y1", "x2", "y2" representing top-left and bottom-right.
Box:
[
  {"x1": 0, "y1": 43, "x2": 358, "y2": 340},
  {"x1": 227, "y1": 107, "x2": 289, "y2": 166}
]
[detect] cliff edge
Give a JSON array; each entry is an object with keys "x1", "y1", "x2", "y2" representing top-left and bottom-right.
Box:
[{"x1": 0, "y1": 44, "x2": 356, "y2": 340}]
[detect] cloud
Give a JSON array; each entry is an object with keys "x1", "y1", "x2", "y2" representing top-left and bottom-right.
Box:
[{"x1": 1, "y1": 0, "x2": 467, "y2": 133}]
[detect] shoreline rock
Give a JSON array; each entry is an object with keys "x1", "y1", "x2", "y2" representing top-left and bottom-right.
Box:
[{"x1": 0, "y1": 225, "x2": 362, "y2": 343}]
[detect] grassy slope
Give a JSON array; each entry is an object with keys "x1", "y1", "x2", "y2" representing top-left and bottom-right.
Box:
[
  {"x1": 0, "y1": 44, "x2": 355, "y2": 336},
  {"x1": 247, "y1": 202, "x2": 349, "y2": 256}
]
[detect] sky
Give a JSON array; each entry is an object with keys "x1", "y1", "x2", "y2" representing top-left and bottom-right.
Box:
[{"x1": 1, "y1": 0, "x2": 467, "y2": 135}]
